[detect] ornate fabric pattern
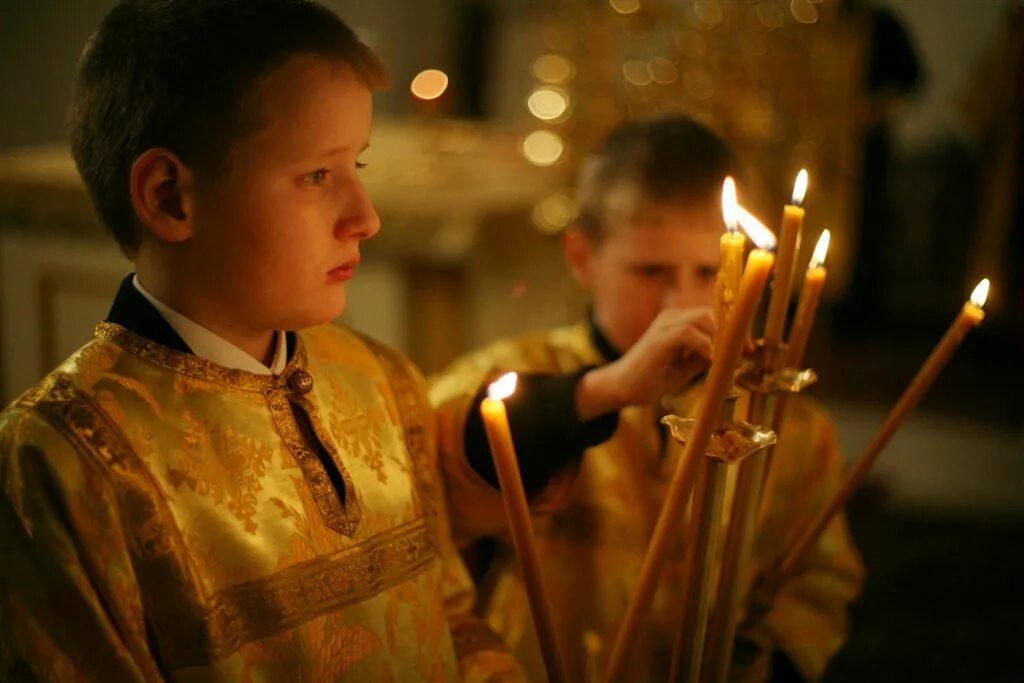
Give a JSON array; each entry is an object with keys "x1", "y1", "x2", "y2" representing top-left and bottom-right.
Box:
[{"x1": 0, "y1": 322, "x2": 520, "y2": 682}]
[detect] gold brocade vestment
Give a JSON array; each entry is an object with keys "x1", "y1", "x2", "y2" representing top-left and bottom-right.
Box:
[
  {"x1": 430, "y1": 323, "x2": 864, "y2": 682},
  {"x1": 0, "y1": 322, "x2": 519, "y2": 682}
]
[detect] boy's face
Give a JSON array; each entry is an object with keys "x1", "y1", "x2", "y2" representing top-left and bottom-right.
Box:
[
  {"x1": 187, "y1": 56, "x2": 378, "y2": 332},
  {"x1": 567, "y1": 199, "x2": 722, "y2": 353}
]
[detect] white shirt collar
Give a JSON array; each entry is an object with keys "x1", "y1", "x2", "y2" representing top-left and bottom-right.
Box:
[{"x1": 132, "y1": 275, "x2": 287, "y2": 376}]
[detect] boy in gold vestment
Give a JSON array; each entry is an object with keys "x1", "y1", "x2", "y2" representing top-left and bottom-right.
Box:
[
  {"x1": 0, "y1": 2, "x2": 519, "y2": 681},
  {"x1": 431, "y1": 117, "x2": 864, "y2": 681}
]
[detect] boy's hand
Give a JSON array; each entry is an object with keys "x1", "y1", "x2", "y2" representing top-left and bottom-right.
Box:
[{"x1": 576, "y1": 307, "x2": 715, "y2": 421}]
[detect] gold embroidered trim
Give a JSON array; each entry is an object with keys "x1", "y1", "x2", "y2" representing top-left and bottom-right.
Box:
[
  {"x1": 203, "y1": 519, "x2": 435, "y2": 662},
  {"x1": 96, "y1": 321, "x2": 361, "y2": 536},
  {"x1": 265, "y1": 390, "x2": 361, "y2": 536},
  {"x1": 93, "y1": 322, "x2": 306, "y2": 392},
  {"x1": 19, "y1": 374, "x2": 215, "y2": 667},
  {"x1": 20, "y1": 373, "x2": 436, "y2": 670}
]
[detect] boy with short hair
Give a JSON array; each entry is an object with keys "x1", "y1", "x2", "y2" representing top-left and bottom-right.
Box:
[
  {"x1": 431, "y1": 115, "x2": 864, "y2": 681},
  {"x1": 0, "y1": 1, "x2": 519, "y2": 680}
]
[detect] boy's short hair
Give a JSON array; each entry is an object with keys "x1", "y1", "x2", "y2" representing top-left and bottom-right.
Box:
[
  {"x1": 575, "y1": 114, "x2": 737, "y2": 241},
  {"x1": 70, "y1": 0, "x2": 388, "y2": 256}
]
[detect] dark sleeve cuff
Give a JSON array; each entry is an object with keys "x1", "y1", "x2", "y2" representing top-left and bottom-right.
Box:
[
  {"x1": 463, "y1": 367, "x2": 619, "y2": 497},
  {"x1": 769, "y1": 650, "x2": 806, "y2": 683}
]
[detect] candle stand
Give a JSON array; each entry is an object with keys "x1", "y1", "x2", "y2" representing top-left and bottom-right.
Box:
[
  {"x1": 699, "y1": 341, "x2": 817, "y2": 683},
  {"x1": 659, "y1": 391, "x2": 776, "y2": 683}
]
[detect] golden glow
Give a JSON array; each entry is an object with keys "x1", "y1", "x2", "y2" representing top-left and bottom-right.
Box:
[
  {"x1": 790, "y1": 0, "x2": 819, "y2": 24},
  {"x1": 488, "y1": 372, "x2": 518, "y2": 401},
  {"x1": 792, "y1": 168, "x2": 809, "y2": 206},
  {"x1": 683, "y1": 68, "x2": 715, "y2": 99},
  {"x1": 970, "y1": 278, "x2": 990, "y2": 308},
  {"x1": 694, "y1": 0, "x2": 724, "y2": 25},
  {"x1": 533, "y1": 53, "x2": 574, "y2": 84},
  {"x1": 521, "y1": 130, "x2": 565, "y2": 166},
  {"x1": 721, "y1": 176, "x2": 739, "y2": 233},
  {"x1": 737, "y1": 205, "x2": 778, "y2": 250},
  {"x1": 527, "y1": 86, "x2": 570, "y2": 121},
  {"x1": 622, "y1": 60, "x2": 653, "y2": 86},
  {"x1": 610, "y1": 0, "x2": 640, "y2": 15},
  {"x1": 410, "y1": 69, "x2": 448, "y2": 100},
  {"x1": 532, "y1": 193, "x2": 578, "y2": 234},
  {"x1": 809, "y1": 229, "x2": 830, "y2": 268},
  {"x1": 648, "y1": 57, "x2": 679, "y2": 84}
]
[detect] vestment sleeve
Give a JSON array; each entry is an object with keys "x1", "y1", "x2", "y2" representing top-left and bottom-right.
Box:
[{"x1": 0, "y1": 407, "x2": 163, "y2": 682}]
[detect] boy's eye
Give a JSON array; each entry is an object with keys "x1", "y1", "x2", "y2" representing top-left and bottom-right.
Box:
[
  {"x1": 356, "y1": 160, "x2": 368, "y2": 170},
  {"x1": 304, "y1": 169, "x2": 330, "y2": 185},
  {"x1": 633, "y1": 265, "x2": 673, "y2": 280},
  {"x1": 696, "y1": 265, "x2": 718, "y2": 282}
]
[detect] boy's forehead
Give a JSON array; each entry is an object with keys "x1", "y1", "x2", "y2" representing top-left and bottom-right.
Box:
[
  {"x1": 247, "y1": 56, "x2": 372, "y2": 156},
  {"x1": 613, "y1": 200, "x2": 722, "y2": 240}
]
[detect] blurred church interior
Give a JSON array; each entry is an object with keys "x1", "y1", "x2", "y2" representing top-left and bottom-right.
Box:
[{"x1": 0, "y1": 1, "x2": 1021, "y2": 679}]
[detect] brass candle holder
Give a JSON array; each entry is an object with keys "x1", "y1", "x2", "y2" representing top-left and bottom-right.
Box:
[
  {"x1": 699, "y1": 340, "x2": 817, "y2": 683},
  {"x1": 661, "y1": 391, "x2": 776, "y2": 683}
]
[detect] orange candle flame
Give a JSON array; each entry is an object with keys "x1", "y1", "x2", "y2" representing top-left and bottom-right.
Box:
[
  {"x1": 488, "y1": 372, "x2": 518, "y2": 400},
  {"x1": 970, "y1": 279, "x2": 990, "y2": 308},
  {"x1": 809, "y1": 229, "x2": 830, "y2": 269},
  {"x1": 791, "y1": 169, "x2": 809, "y2": 207},
  {"x1": 736, "y1": 205, "x2": 777, "y2": 251},
  {"x1": 721, "y1": 177, "x2": 739, "y2": 233}
]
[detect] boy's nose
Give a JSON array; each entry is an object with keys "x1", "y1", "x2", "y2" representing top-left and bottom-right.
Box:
[{"x1": 336, "y1": 179, "x2": 381, "y2": 240}]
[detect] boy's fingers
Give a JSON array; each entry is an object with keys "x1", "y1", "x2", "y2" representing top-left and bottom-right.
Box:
[{"x1": 676, "y1": 327, "x2": 713, "y2": 363}]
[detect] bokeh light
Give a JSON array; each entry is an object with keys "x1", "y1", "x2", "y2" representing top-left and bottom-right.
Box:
[
  {"x1": 522, "y1": 130, "x2": 565, "y2": 166},
  {"x1": 533, "y1": 53, "x2": 575, "y2": 84},
  {"x1": 527, "y1": 86, "x2": 570, "y2": 122},
  {"x1": 410, "y1": 69, "x2": 449, "y2": 100}
]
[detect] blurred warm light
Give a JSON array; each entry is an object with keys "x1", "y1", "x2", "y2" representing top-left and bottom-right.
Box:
[
  {"x1": 488, "y1": 372, "x2": 518, "y2": 401},
  {"x1": 737, "y1": 205, "x2": 777, "y2": 250},
  {"x1": 809, "y1": 229, "x2": 830, "y2": 268},
  {"x1": 522, "y1": 130, "x2": 564, "y2": 166},
  {"x1": 970, "y1": 279, "x2": 990, "y2": 308},
  {"x1": 693, "y1": 0, "x2": 724, "y2": 25},
  {"x1": 721, "y1": 177, "x2": 739, "y2": 233},
  {"x1": 683, "y1": 68, "x2": 715, "y2": 99},
  {"x1": 533, "y1": 53, "x2": 574, "y2": 84},
  {"x1": 790, "y1": 0, "x2": 819, "y2": 24},
  {"x1": 527, "y1": 86, "x2": 570, "y2": 121},
  {"x1": 622, "y1": 60, "x2": 653, "y2": 86},
  {"x1": 757, "y1": 1, "x2": 785, "y2": 28},
  {"x1": 792, "y1": 169, "x2": 809, "y2": 206},
  {"x1": 609, "y1": 0, "x2": 640, "y2": 15},
  {"x1": 410, "y1": 69, "x2": 448, "y2": 100},
  {"x1": 532, "y1": 193, "x2": 578, "y2": 234},
  {"x1": 648, "y1": 57, "x2": 679, "y2": 84}
]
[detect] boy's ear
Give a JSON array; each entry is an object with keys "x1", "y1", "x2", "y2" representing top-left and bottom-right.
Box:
[
  {"x1": 129, "y1": 148, "x2": 195, "y2": 244},
  {"x1": 561, "y1": 225, "x2": 594, "y2": 287}
]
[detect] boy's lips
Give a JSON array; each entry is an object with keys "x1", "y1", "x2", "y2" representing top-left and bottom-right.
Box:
[{"x1": 327, "y1": 259, "x2": 359, "y2": 282}]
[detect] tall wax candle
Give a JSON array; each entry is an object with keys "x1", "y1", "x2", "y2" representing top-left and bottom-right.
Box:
[
  {"x1": 786, "y1": 228, "x2": 830, "y2": 366},
  {"x1": 480, "y1": 373, "x2": 567, "y2": 683},
  {"x1": 764, "y1": 169, "x2": 808, "y2": 346},
  {"x1": 775, "y1": 279, "x2": 990, "y2": 582}
]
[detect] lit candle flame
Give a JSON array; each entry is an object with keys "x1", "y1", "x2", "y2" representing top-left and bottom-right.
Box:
[
  {"x1": 721, "y1": 176, "x2": 739, "y2": 233},
  {"x1": 809, "y1": 229, "x2": 830, "y2": 269},
  {"x1": 791, "y1": 169, "x2": 809, "y2": 207},
  {"x1": 970, "y1": 278, "x2": 989, "y2": 308},
  {"x1": 488, "y1": 372, "x2": 518, "y2": 401},
  {"x1": 737, "y1": 205, "x2": 778, "y2": 251}
]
